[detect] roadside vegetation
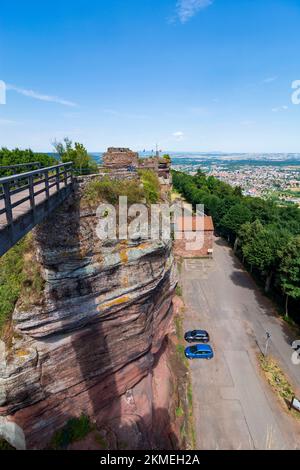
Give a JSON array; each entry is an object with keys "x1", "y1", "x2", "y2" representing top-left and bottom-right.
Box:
[
  {"x1": 259, "y1": 354, "x2": 300, "y2": 420},
  {"x1": 172, "y1": 285, "x2": 196, "y2": 449},
  {"x1": 172, "y1": 170, "x2": 300, "y2": 324},
  {"x1": 0, "y1": 234, "x2": 44, "y2": 338},
  {"x1": 175, "y1": 285, "x2": 183, "y2": 297}
]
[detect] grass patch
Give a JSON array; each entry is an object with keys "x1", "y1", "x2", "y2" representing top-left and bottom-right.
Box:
[
  {"x1": 174, "y1": 314, "x2": 183, "y2": 339},
  {"x1": 258, "y1": 354, "x2": 300, "y2": 419},
  {"x1": 50, "y1": 414, "x2": 92, "y2": 449},
  {"x1": 82, "y1": 176, "x2": 145, "y2": 206},
  {"x1": 180, "y1": 422, "x2": 187, "y2": 441},
  {"x1": 172, "y1": 291, "x2": 196, "y2": 449},
  {"x1": 176, "y1": 343, "x2": 187, "y2": 365},
  {"x1": 138, "y1": 169, "x2": 160, "y2": 204},
  {"x1": 175, "y1": 285, "x2": 183, "y2": 297},
  {"x1": 0, "y1": 234, "x2": 44, "y2": 338},
  {"x1": 175, "y1": 406, "x2": 184, "y2": 418},
  {"x1": 185, "y1": 381, "x2": 196, "y2": 447},
  {"x1": 187, "y1": 383, "x2": 193, "y2": 414}
]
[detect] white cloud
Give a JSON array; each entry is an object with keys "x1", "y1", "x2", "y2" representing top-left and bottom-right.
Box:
[
  {"x1": 263, "y1": 76, "x2": 278, "y2": 83},
  {"x1": 7, "y1": 83, "x2": 78, "y2": 107},
  {"x1": 0, "y1": 118, "x2": 20, "y2": 125},
  {"x1": 173, "y1": 131, "x2": 185, "y2": 141},
  {"x1": 272, "y1": 105, "x2": 288, "y2": 112},
  {"x1": 176, "y1": 0, "x2": 213, "y2": 23}
]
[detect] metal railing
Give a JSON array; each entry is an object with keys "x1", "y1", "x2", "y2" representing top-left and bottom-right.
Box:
[
  {"x1": 0, "y1": 161, "x2": 42, "y2": 172},
  {"x1": 0, "y1": 162, "x2": 73, "y2": 255}
]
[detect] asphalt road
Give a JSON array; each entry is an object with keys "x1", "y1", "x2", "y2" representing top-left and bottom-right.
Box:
[{"x1": 181, "y1": 237, "x2": 300, "y2": 450}]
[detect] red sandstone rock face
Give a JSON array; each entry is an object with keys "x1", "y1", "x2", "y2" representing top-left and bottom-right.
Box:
[{"x1": 0, "y1": 183, "x2": 177, "y2": 449}]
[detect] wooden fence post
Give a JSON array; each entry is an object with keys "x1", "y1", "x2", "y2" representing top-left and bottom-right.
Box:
[
  {"x1": 3, "y1": 181, "x2": 14, "y2": 239},
  {"x1": 64, "y1": 166, "x2": 68, "y2": 187},
  {"x1": 56, "y1": 166, "x2": 60, "y2": 191},
  {"x1": 45, "y1": 170, "x2": 50, "y2": 199},
  {"x1": 29, "y1": 174, "x2": 36, "y2": 222}
]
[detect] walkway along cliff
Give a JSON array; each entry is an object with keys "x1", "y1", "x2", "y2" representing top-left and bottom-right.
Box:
[{"x1": 0, "y1": 172, "x2": 186, "y2": 450}]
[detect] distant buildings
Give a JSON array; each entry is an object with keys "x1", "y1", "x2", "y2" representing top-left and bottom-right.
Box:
[{"x1": 172, "y1": 161, "x2": 300, "y2": 205}]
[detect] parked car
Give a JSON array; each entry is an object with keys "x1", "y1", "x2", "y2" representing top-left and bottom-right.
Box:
[
  {"x1": 184, "y1": 330, "x2": 210, "y2": 343},
  {"x1": 185, "y1": 344, "x2": 214, "y2": 360}
]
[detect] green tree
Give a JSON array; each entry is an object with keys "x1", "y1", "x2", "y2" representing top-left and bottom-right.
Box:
[
  {"x1": 220, "y1": 203, "x2": 252, "y2": 245},
  {"x1": 52, "y1": 138, "x2": 97, "y2": 175},
  {"x1": 278, "y1": 236, "x2": 300, "y2": 317},
  {"x1": 242, "y1": 224, "x2": 290, "y2": 292},
  {"x1": 172, "y1": 169, "x2": 300, "y2": 323},
  {"x1": 0, "y1": 148, "x2": 56, "y2": 177}
]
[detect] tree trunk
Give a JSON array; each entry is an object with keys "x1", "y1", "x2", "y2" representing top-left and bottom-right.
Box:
[
  {"x1": 285, "y1": 295, "x2": 289, "y2": 318},
  {"x1": 265, "y1": 271, "x2": 273, "y2": 293}
]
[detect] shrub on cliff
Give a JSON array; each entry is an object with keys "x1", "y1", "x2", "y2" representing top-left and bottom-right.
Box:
[
  {"x1": 0, "y1": 235, "x2": 44, "y2": 338},
  {"x1": 50, "y1": 414, "x2": 92, "y2": 449},
  {"x1": 138, "y1": 169, "x2": 160, "y2": 204},
  {"x1": 83, "y1": 177, "x2": 145, "y2": 205}
]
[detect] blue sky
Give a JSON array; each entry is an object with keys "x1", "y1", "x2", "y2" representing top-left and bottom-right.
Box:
[{"x1": 0, "y1": 0, "x2": 300, "y2": 153}]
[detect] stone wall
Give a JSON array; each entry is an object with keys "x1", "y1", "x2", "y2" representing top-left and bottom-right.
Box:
[
  {"x1": 103, "y1": 147, "x2": 139, "y2": 169},
  {"x1": 102, "y1": 148, "x2": 171, "y2": 185}
]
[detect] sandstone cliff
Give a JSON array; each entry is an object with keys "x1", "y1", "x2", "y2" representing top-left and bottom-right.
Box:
[{"x1": 0, "y1": 179, "x2": 177, "y2": 449}]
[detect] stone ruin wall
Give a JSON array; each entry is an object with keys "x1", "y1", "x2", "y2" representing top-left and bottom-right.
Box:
[{"x1": 102, "y1": 148, "x2": 171, "y2": 185}]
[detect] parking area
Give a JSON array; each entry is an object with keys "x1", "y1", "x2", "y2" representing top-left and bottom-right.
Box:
[{"x1": 180, "y1": 238, "x2": 300, "y2": 449}]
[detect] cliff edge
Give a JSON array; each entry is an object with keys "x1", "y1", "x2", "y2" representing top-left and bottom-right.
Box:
[{"x1": 0, "y1": 178, "x2": 178, "y2": 449}]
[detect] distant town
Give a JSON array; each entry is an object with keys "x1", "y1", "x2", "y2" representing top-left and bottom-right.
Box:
[{"x1": 171, "y1": 153, "x2": 300, "y2": 205}]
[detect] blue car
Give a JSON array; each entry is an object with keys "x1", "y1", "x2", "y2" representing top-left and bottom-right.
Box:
[{"x1": 185, "y1": 344, "x2": 214, "y2": 360}]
